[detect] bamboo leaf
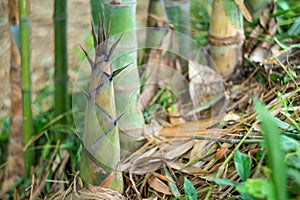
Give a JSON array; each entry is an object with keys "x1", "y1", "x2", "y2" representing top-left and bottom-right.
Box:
[
  {"x1": 213, "y1": 178, "x2": 239, "y2": 186},
  {"x1": 288, "y1": 168, "x2": 300, "y2": 186},
  {"x1": 234, "y1": 150, "x2": 251, "y2": 181},
  {"x1": 184, "y1": 177, "x2": 197, "y2": 200},
  {"x1": 234, "y1": 0, "x2": 252, "y2": 22},
  {"x1": 236, "y1": 179, "x2": 270, "y2": 199},
  {"x1": 279, "y1": 135, "x2": 299, "y2": 152},
  {"x1": 273, "y1": 117, "x2": 295, "y2": 131},
  {"x1": 148, "y1": 176, "x2": 171, "y2": 195},
  {"x1": 164, "y1": 168, "x2": 181, "y2": 198},
  {"x1": 288, "y1": 16, "x2": 300, "y2": 36}
]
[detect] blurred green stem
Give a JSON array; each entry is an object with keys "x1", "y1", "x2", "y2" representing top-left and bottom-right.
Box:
[{"x1": 54, "y1": 0, "x2": 69, "y2": 141}]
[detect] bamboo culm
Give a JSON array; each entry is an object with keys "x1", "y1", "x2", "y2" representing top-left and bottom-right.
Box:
[
  {"x1": 54, "y1": 0, "x2": 69, "y2": 141},
  {"x1": 19, "y1": 0, "x2": 34, "y2": 178},
  {"x1": 104, "y1": 0, "x2": 145, "y2": 155}
]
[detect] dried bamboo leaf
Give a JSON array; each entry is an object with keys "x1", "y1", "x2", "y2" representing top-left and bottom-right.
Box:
[
  {"x1": 151, "y1": 172, "x2": 175, "y2": 183},
  {"x1": 162, "y1": 140, "x2": 195, "y2": 160},
  {"x1": 129, "y1": 157, "x2": 163, "y2": 175},
  {"x1": 148, "y1": 176, "x2": 171, "y2": 195},
  {"x1": 234, "y1": 0, "x2": 252, "y2": 22},
  {"x1": 167, "y1": 160, "x2": 202, "y2": 175}
]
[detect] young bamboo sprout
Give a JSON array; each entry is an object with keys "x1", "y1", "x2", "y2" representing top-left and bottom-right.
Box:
[
  {"x1": 80, "y1": 18, "x2": 125, "y2": 192},
  {"x1": 208, "y1": 0, "x2": 245, "y2": 78}
]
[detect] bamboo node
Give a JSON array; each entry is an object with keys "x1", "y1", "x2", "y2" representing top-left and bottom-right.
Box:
[
  {"x1": 105, "y1": 1, "x2": 137, "y2": 6},
  {"x1": 208, "y1": 32, "x2": 245, "y2": 46}
]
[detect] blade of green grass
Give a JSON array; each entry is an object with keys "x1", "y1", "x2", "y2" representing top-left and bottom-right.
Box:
[{"x1": 254, "y1": 98, "x2": 288, "y2": 200}]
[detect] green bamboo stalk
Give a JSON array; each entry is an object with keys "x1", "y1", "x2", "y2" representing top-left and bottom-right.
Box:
[
  {"x1": 165, "y1": 0, "x2": 190, "y2": 33},
  {"x1": 80, "y1": 22, "x2": 123, "y2": 192},
  {"x1": 165, "y1": 0, "x2": 191, "y2": 45},
  {"x1": 208, "y1": 0, "x2": 244, "y2": 78},
  {"x1": 146, "y1": 0, "x2": 168, "y2": 47},
  {"x1": 54, "y1": 0, "x2": 68, "y2": 141},
  {"x1": 19, "y1": 0, "x2": 34, "y2": 178},
  {"x1": 90, "y1": 0, "x2": 104, "y2": 27},
  {"x1": 165, "y1": 0, "x2": 191, "y2": 75},
  {"x1": 104, "y1": 0, "x2": 145, "y2": 154},
  {"x1": 139, "y1": 0, "x2": 168, "y2": 111}
]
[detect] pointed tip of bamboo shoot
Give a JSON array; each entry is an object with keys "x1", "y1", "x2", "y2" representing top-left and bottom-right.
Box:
[
  {"x1": 91, "y1": 21, "x2": 98, "y2": 48},
  {"x1": 79, "y1": 44, "x2": 95, "y2": 69},
  {"x1": 112, "y1": 63, "x2": 132, "y2": 78},
  {"x1": 108, "y1": 33, "x2": 124, "y2": 59}
]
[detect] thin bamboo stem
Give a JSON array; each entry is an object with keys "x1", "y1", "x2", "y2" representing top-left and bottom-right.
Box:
[
  {"x1": 191, "y1": 135, "x2": 261, "y2": 144},
  {"x1": 19, "y1": 0, "x2": 34, "y2": 178},
  {"x1": 54, "y1": 0, "x2": 69, "y2": 141}
]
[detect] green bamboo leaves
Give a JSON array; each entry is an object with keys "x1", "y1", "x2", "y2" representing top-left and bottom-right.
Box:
[
  {"x1": 234, "y1": 150, "x2": 251, "y2": 181},
  {"x1": 184, "y1": 177, "x2": 197, "y2": 200}
]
